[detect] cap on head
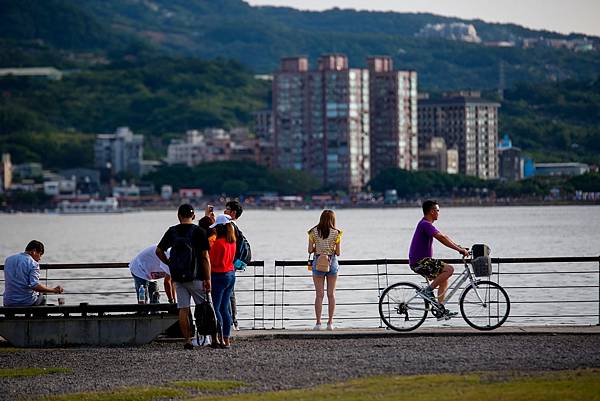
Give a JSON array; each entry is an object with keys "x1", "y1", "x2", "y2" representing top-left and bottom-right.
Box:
[
  {"x1": 177, "y1": 203, "x2": 195, "y2": 219},
  {"x1": 209, "y1": 214, "x2": 231, "y2": 228}
]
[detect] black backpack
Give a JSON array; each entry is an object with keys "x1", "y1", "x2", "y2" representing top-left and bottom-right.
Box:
[
  {"x1": 169, "y1": 225, "x2": 197, "y2": 282},
  {"x1": 233, "y1": 223, "x2": 252, "y2": 264}
]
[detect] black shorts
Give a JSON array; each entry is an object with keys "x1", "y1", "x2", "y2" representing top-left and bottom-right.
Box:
[{"x1": 410, "y1": 258, "x2": 447, "y2": 280}]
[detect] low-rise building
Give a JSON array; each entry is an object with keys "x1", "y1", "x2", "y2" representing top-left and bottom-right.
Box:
[
  {"x1": 178, "y1": 188, "x2": 203, "y2": 200},
  {"x1": 418, "y1": 137, "x2": 459, "y2": 174},
  {"x1": 166, "y1": 128, "x2": 266, "y2": 167},
  {"x1": 13, "y1": 163, "x2": 43, "y2": 180},
  {"x1": 497, "y1": 134, "x2": 523, "y2": 181},
  {"x1": 534, "y1": 163, "x2": 590, "y2": 177},
  {"x1": 43, "y1": 179, "x2": 76, "y2": 196},
  {"x1": 0, "y1": 67, "x2": 63, "y2": 80},
  {"x1": 59, "y1": 168, "x2": 101, "y2": 194}
]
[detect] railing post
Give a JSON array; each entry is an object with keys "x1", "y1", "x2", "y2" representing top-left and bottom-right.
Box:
[
  {"x1": 262, "y1": 262, "x2": 265, "y2": 329},
  {"x1": 252, "y1": 262, "x2": 256, "y2": 330},
  {"x1": 281, "y1": 264, "x2": 286, "y2": 329},
  {"x1": 376, "y1": 260, "x2": 381, "y2": 328},
  {"x1": 272, "y1": 261, "x2": 278, "y2": 329}
]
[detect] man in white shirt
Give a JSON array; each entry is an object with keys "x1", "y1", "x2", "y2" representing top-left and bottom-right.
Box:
[{"x1": 129, "y1": 245, "x2": 174, "y2": 304}]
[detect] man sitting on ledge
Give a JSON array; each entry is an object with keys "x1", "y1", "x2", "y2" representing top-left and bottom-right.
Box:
[{"x1": 3, "y1": 240, "x2": 64, "y2": 307}]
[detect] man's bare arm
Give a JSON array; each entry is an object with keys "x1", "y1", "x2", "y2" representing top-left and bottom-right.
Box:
[
  {"x1": 434, "y1": 232, "x2": 469, "y2": 256},
  {"x1": 199, "y1": 250, "x2": 211, "y2": 292},
  {"x1": 33, "y1": 283, "x2": 63, "y2": 294},
  {"x1": 164, "y1": 275, "x2": 175, "y2": 303},
  {"x1": 156, "y1": 246, "x2": 169, "y2": 265}
]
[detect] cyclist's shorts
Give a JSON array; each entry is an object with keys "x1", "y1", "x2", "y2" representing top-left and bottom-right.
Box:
[{"x1": 410, "y1": 258, "x2": 446, "y2": 280}]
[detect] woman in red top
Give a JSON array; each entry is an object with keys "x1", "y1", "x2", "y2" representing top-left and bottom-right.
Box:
[{"x1": 209, "y1": 214, "x2": 237, "y2": 348}]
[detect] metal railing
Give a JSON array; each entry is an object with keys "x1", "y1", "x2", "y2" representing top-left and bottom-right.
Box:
[
  {"x1": 0, "y1": 261, "x2": 267, "y2": 329},
  {"x1": 1, "y1": 256, "x2": 598, "y2": 329},
  {"x1": 273, "y1": 256, "x2": 600, "y2": 329}
]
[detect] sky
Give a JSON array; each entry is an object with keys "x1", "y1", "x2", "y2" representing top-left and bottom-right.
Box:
[{"x1": 245, "y1": 0, "x2": 600, "y2": 37}]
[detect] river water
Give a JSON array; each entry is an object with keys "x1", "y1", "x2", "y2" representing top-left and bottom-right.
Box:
[{"x1": 1, "y1": 205, "x2": 599, "y2": 328}]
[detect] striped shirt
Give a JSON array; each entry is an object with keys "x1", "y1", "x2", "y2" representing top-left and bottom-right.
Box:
[{"x1": 308, "y1": 227, "x2": 343, "y2": 255}]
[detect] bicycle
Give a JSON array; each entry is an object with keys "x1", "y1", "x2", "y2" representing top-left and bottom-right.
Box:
[{"x1": 378, "y1": 249, "x2": 510, "y2": 331}]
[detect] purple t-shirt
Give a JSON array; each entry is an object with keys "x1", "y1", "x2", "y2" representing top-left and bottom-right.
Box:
[{"x1": 408, "y1": 218, "x2": 439, "y2": 267}]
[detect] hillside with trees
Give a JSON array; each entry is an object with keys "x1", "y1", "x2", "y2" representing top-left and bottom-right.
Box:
[
  {"x1": 0, "y1": 0, "x2": 598, "y2": 181},
  {"x1": 0, "y1": 57, "x2": 270, "y2": 166},
  {"x1": 499, "y1": 78, "x2": 600, "y2": 165},
  {"x1": 74, "y1": 0, "x2": 600, "y2": 90}
]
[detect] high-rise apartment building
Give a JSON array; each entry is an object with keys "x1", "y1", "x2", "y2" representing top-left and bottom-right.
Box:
[
  {"x1": 273, "y1": 55, "x2": 370, "y2": 192},
  {"x1": 418, "y1": 92, "x2": 499, "y2": 179},
  {"x1": 94, "y1": 127, "x2": 144, "y2": 176},
  {"x1": 367, "y1": 56, "x2": 418, "y2": 178}
]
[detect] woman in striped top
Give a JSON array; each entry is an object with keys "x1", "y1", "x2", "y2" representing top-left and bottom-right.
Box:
[{"x1": 307, "y1": 209, "x2": 342, "y2": 331}]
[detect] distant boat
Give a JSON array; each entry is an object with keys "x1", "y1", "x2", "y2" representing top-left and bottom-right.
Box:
[{"x1": 57, "y1": 197, "x2": 125, "y2": 214}]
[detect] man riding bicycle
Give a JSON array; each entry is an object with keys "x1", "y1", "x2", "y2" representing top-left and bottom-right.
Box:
[{"x1": 408, "y1": 200, "x2": 469, "y2": 320}]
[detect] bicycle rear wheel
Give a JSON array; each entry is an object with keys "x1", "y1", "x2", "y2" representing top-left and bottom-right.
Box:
[
  {"x1": 460, "y1": 280, "x2": 510, "y2": 330},
  {"x1": 379, "y1": 282, "x2": 428, "y2": 332}
]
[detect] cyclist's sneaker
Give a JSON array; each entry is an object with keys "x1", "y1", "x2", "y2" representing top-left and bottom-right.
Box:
[{"x1": 437, "y1": 310, "x2": 459, "y2": 321}]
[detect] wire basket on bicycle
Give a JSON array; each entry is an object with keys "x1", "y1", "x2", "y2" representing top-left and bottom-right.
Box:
[
  {"x1": 471, "y1": 244, "x2": 492, "y2": 277},
  {"x1": 471, "y1": 256, "x2": 492, "y2": 276}
]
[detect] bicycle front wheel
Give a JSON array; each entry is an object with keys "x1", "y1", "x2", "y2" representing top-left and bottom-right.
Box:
[
  {"x1": 379, "y1": 282, "x2": 428, "y2": 332},
  {"x1": 460, "y1": 280, "x2": 510, "y2": 330}
]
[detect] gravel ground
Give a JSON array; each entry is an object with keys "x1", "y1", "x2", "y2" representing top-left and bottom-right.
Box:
[{"x1": 1, "y1": 334, "x2": 599, "y2": 400}]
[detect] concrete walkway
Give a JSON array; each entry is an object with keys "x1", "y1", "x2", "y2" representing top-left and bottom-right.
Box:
[{"x1": 233, "y1": 325, "x2": 600, "y2": 340}]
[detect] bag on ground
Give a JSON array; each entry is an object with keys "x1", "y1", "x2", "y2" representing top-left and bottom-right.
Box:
[
  {"x1": 169, "y1": 226, "x2": 197, "y2": 282},
  {"x1": 194, "y1": 298, "x2": 218, "y2": 336}
]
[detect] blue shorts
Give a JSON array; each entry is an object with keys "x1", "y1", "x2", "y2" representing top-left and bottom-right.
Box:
[{"x1": 312, "y1": 255, "x2": 339, "y2": 277}]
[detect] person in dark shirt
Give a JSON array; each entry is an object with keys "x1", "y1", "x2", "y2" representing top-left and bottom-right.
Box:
[{"x1": 156, "y1": 204, "x2": 211, "y2": 350}]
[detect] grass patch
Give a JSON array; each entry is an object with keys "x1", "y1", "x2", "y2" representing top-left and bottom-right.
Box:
[
  {"x1": 38, "y1": 386, "x2": 187, "y2": 401},
  {"x1": 0, "y1": 367, "x2": 71, "y2": 378},
  {"x1": 172, "y1": 380, "x2": 246, "y2": 391},
  {"x1": 0, "y1": 347, "x2": 25, "y2": 353},
  {"x1": 181, "y1": 369, "x2": 600, "y2": 401}
]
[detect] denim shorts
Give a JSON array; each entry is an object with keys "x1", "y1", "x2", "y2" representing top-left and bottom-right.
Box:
[
  {"x1": 132, "y1": 274, "x2": 159, "y2": 303},
  {"x1": 312, "y1": 254, "x2": 339, "y2": 277}
]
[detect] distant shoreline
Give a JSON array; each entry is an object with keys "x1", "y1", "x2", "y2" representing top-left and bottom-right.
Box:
[{"x1": 1, "y1": 199, "x2": 598, "y2": 214}]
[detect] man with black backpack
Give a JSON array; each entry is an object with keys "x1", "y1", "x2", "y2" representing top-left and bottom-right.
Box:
[
  {"x1": 156, "y1": 204, "x2": 212, "y2": 350},
  {"x1": 224, "y1": 200, "x2": 252, "y2": 331}
]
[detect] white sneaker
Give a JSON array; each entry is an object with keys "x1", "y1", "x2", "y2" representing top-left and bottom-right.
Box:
[
  {"x1": 326, "y1": 323, "x2": 334, "y2": 331},
  {"x1": 233, "y1": 323, "x2": 240, "y2": 331},
  {"x1": 192, "y1": 335, "x2": 211, "y2": 346},
  {"x1": 313, "y1": 323, "x2": 322, "y2": 331}
]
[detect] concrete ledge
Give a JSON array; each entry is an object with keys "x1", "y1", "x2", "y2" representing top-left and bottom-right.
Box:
[
  {"x1": 0, "y1": 314, "x2": 179, "y2": 347},
  {"x1": 0, "y1": 304, "x2": 180, "y2": 347}
]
